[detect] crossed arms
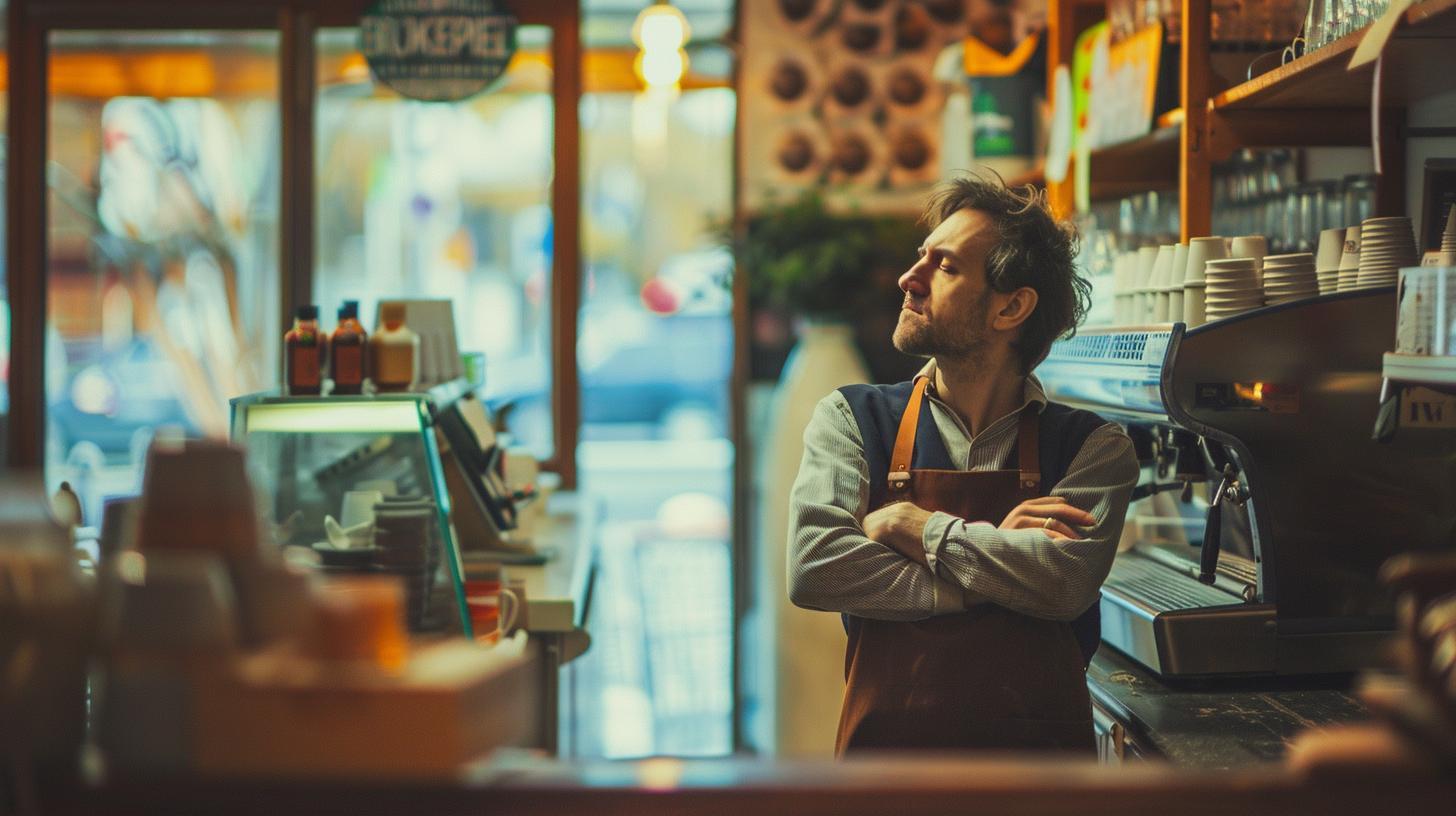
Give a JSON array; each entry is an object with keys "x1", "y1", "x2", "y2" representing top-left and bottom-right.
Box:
[{"x1": 785, "y1": 392, "x2": 1139, "y2": 622}]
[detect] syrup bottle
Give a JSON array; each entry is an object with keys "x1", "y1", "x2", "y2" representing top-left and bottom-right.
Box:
[
  {"x1": 330, "y1": 300, "x2": 368, "y2": 395},
  {"x1": 284, "y1": 305, "x2": 325, "y2": 396},
  {"x1": 370, "y1": 302, "x2": 420, "y2": 393}
]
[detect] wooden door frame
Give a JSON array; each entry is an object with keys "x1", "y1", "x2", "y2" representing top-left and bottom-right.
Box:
[{"x1": 4, "y1": 0, "x2": 583, "y2": 489}]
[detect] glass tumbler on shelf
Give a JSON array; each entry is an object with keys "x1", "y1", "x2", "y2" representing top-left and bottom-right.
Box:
[
  {"x1": 1302, "y1": 0, "x2": 1325, "y2": 52},
  {"x1": 1343, "y1": 175, "x2": 1377, "y2": 227},
  {"x1": 1297, "y1": 183, "x2": 1325, "y2": 252}
]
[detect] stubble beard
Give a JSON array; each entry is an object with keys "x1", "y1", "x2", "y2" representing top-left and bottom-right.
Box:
[{"x1": 892, "y1": 294, "x2": 992, "y2": 362}]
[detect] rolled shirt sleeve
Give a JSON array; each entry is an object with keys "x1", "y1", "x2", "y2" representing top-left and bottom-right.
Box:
[
  {"x1": 925, "y1": 422, "x2": 1139, "y2": 621},
  {"x1": 785, "y1": 392, "x2": 962, "y2": 620}
]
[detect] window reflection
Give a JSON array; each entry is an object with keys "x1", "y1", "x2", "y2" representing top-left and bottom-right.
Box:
[
  {"x1": 45, "y1": 31, "x2": 280, "y2": 522},
  {"x1": 314, "y1": 27, "x2": 555, "y2": 459}
]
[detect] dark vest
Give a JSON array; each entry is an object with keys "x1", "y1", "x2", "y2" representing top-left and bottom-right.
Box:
[{"x1": 838, "y1": 379, "x2": 1108, "y2": 665}]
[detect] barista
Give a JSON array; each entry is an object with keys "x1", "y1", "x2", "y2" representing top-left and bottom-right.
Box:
[{"x1": 786, "y1": 175, "x2": 1138, "y2": 754}]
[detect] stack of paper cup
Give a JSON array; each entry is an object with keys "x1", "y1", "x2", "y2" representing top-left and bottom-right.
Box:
[
  {"x1": 1230, "y1": 235, "x2": 1268, "y2": 285},
  {"x1": 1203, "y1": 257, "x2": 1264, "y2": 320},
  {"x1": 1315, "y1": 227, "x2": 1345, "y2": 294},
  {"x1": 1113, "y1": 252, "x2": 1137, "y2": 324},
  {"x1": 1357, "y1": 216, "x2": 1417, "y2": 289},
  {"x1": 1337, "y1": 226, "x2": 1362, "y2": 291},
  {"x1": 1167, "y1": 244, "x2": 1189, "y2": 323},
  {"x1": 1182, "y1": 237, "x2": 1225, "y2": 328},
  {"x1": 1150, "y1": 245, "x2": 1175, "y2": 322},
  {"x1": 1261, "y1": 253, "x2": 1318, "y2": 305},
  {"x1": 1135, "y1": 246, "x2": 1159, "y2": 324}
]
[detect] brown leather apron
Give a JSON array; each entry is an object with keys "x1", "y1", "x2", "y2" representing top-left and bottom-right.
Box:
[{"x1": 836, "y1": 375, "x2": 1095, "y2": 755}]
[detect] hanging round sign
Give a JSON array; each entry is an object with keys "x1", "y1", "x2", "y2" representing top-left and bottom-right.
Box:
[{"x1": 359, "y1": 0, "x2": 518, "y2": 102}]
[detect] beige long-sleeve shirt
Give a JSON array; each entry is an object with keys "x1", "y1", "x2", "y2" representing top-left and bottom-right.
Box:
[{"x1": 786, "y1": 365, "x2": 1139, "y2": 623}]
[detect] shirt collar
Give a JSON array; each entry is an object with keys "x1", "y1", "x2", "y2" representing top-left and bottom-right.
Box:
[{"x1": 915, "y1": 358, "x2": 1047, "y2": 415}]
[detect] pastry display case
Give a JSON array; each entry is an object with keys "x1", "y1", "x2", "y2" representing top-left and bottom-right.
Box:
[{"x1": 230, "y1": 390, "x2": 475, "y2": 636}]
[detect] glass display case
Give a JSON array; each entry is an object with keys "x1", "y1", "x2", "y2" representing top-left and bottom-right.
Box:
[{"x1": 230, "y1": 391, "x2": 473, "y2": 636}]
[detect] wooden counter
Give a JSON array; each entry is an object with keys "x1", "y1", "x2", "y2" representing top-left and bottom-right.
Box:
[
  {"x1": 41, "y1": 750, "x2": 1454, "y2": 816},
  {"x1": 1088, "y1": 647, "x2": 1369, "y2": 768}
]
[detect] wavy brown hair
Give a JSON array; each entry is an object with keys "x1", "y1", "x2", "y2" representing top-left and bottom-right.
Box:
[{"x1": 923, "y1": 173, "x2": 1089, "y2": 373}]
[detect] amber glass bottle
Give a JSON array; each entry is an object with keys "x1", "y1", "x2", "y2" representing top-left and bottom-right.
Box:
[
  {"x1": 284, "y1": 305, "x2": 325, "y2": 396},
  {"x1": 370, "y1": 302, "x2": 420, "y2": 393},
  {"x1": 330, "y1": 300, "x2": 368, "y2": 395}
]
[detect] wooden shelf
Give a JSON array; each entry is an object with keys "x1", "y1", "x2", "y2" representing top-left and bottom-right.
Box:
[
  {"x1": 1212, "y1": 0, "x2": 1456, "y2": 111},
  {"x1": 1086, "y1": 122, "x2": 1181, "y2": 200}
]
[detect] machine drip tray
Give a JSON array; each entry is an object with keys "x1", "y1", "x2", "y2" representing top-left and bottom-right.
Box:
[
  {"x1": 1100, "y1": 552, "x2": 1277, "y2": 677},
  {"x1": 1103, "y1": 554, "x2": 1243, "y2": 613}
]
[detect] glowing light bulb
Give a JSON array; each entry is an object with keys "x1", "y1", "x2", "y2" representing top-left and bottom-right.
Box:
[
  {"x1": 637, "y1": 48, "x2": 686, "y2": 88},
  {"x1": 639, "y1": 12, "x2": 686, "y2": 52},
  {"x1": 633, "y1": 2, "x2": 691, "y2": 89}
]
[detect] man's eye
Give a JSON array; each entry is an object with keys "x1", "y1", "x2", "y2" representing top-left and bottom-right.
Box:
[{"x1": 938, "y1": 263, "x2": 955, "y2": 273}]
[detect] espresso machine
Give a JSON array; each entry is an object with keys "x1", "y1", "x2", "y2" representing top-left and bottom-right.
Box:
[{"x1": 1038, "y1": 287, "x2": 1456, "y2": 677}]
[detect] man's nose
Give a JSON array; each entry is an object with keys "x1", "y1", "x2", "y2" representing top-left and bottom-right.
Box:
[{"x1": 899, "y1": 260, "x2": 929, "y2": 296}]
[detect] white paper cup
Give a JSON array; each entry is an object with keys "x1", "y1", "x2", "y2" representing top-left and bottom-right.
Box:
[
  {"x1": 1183, "y1": 284, "x2": 1206, "y2": 326},
  {"x1": 1185, "y1": 237, "x2": 1226, "y2": 283},
  {"x1": 1136, "y1": 246, "x2": 1160, "y2": 289},
  {"x1": 1316, "y1": 228, "x2": 1346, "y2": 272}
]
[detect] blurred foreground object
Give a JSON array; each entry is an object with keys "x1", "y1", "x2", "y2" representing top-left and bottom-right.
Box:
[{"x1": 0, "y1": 474, "x2": 96, "y2": 773}]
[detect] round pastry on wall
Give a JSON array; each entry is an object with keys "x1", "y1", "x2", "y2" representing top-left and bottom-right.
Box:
[
  {"x1": 765, "y1": 53, "x2": 823, "y2": 110},
  {"x1": 767, "y1": 119, "x2": 831, "y2": 192},
  {"x1": 882, "y1": 55, "x2": 942, "y2": 119},
  {"x1": 837, "y1": 19, "x2": 892, "y2": 58},
  {"x1": 886, "y1": 121, "x2": 939, "y2": 187},
  {"x1": 822, "y1": 58, "x2": 880, "y2": 119},
  {"x1": 894, "y1": 2, "x2": 935, "y2": 53},
  {"x1": 826, "y1": 122, "x2": 887, "y2": 187}
]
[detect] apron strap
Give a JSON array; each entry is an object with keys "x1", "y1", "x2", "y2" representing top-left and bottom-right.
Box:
[
  {"x1": 889, "y1": 376, "x2": 1042, "y2": 492},
  {"x1": 1017, "y1": 406, "x2": 1041, "y2": 491},
  {"x1": 887, "y1": 376, "x2": 931, "y2": 491}
]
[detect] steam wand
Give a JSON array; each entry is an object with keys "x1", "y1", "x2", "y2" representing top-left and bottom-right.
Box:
[{"x1": 1200, "y1": 463, "x2": 1248, "y2": 585}]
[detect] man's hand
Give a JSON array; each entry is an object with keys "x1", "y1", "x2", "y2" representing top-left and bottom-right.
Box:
[
  {"x1": 863, "y1": 502, "x2": 934, "y2": 566},
  {"x1": 1000, "y1": 496, "x2": 1095, "y2": 540}
]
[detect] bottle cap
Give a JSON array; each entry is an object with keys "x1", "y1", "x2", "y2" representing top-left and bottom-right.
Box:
[
  {"x1": 296, "y1": 305, "x2": 319, "y2": 320},
  {"x1": 341, "y1": 300, "x2": 360, "y2": 319},
  {"x1": 380, "y1": 302, "x2": 406, "y2": 324}
]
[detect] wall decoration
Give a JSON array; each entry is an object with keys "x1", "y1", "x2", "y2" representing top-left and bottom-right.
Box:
[{"x1": 740, "y1": 0, "x2": 972, "y2": 215}]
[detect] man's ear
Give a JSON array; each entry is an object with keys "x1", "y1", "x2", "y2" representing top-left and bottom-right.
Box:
[{"x1": 990, "y1": 286, "x2": 1038, "y2": 333}]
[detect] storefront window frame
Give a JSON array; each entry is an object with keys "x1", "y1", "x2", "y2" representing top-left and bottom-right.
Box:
[{"x1": 3, "y1": 0, "x2": 584, "y2": 488}]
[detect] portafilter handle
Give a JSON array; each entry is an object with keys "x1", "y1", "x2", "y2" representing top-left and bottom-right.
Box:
[{"x1": 1199, "y1": 463, "x2": 1240, "y2": 585}]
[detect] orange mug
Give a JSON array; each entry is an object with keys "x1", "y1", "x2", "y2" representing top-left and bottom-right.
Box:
[{"x1": 464, "y1": 579, "x2": 519, "y2": 644}]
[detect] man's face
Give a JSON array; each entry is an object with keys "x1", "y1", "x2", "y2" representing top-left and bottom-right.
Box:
[{"x1": 893, "y1": 208, "x2": 998, "y2": 359}]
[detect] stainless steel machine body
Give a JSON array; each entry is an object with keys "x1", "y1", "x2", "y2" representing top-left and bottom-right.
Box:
[{"x1": 1038, "y1": 288, "x2": 1456, "y2": 677}]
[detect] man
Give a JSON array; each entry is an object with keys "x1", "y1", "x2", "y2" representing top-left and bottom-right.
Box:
[{"x1": 786, "y1": 175, "x2": 1138, "y2": 755}]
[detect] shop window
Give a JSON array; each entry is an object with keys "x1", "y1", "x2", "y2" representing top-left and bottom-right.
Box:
[
  {"x1": 568, "y1": 87, "x2": 737, "y2": 758},
  {"x1": 44, "y1": 30, "x2": 280, "y2": 522},
  {"x1": 314, "y1": 27, "x2": 555, "y2": 460}
]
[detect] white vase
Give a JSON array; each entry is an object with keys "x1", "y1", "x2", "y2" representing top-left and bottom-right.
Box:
[{"x1": 752, "y1": 320, "x2": 869, "y2": 757}]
